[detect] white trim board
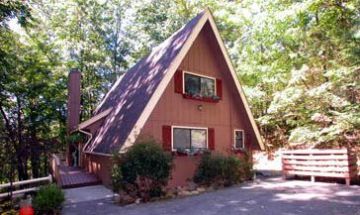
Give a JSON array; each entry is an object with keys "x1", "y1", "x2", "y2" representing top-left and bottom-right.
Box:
[
  {"x1": 77, "y1": 108, "x2": 113, "y2": 131},
  {"x1": 206, "y1": 11, "x2": 264, "y2": 150},
  {"x1": 119, "y1": 9, "x2": 264, "y2": 153}
]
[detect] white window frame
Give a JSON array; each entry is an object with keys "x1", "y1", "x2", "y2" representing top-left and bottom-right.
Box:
[
  {"x1": 171, "y1": 125, "x2": 208, "y2": 151},
  {"x1": 182, "y1": 71, "x2": 217, "y2": 95},
  {"x1": 233, "y1": 129, "x2": 245, "y2": 149}
]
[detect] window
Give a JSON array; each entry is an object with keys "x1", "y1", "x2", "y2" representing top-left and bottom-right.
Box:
[
  {"x1": 234, "y1": 130, "x2": 245, "y2": 149},
  {"x1": 173, "y1": 127, "x2": 207, "y2": 151},
  {"x1": 184, "y1": 73, "x2": 215, "y2": 98}
]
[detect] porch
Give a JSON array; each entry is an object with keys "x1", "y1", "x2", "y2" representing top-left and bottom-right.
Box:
[{"x1": 50, "y1": 154, "x2": 101, "y2": 189}]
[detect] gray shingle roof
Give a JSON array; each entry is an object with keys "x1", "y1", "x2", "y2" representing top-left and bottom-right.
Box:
[{"x1": 84, "y1": 11, "x2": 205, "y2": 154}]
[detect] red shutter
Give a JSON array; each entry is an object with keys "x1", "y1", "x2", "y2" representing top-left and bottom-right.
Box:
[
  {"x1": 216, "y1": 79, "x2": 222, "y2": 98},
  {"x1": 208, "y1": 128, "x2": 215, "y2": 150},
  {"x1": 162, "y1": 125, "x2": 172, "y2": 151},
  {"x1": 174, "y1": 70, "x2": 183, "y2": 94}
]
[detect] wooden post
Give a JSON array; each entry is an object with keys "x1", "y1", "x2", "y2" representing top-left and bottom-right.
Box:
[
  {"x1": 310, "y1": 152, "x2": 315, "y2": 183},
  {"x1": 345, "y1": 178, "x2": 350, "y2": 186},
  {"x1": 281, "y1": 151, "x2": 286, "y2": 180},
  {"x1": 311, "y1": 175, "x2": 315, "y2": 183}
]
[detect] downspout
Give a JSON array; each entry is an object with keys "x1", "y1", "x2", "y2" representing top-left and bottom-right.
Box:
[
  {"x1": 79, "y1": 128, "x2": 92, "y2": 153},
  {"x1": 78, "y1": 129, "x2": 112, "y2": 157}
]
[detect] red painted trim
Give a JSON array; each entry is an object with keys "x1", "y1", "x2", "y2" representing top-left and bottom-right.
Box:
[
  {"x1": 174, "y1": 70, "x2": 183, "y2": 93},
  {"x1": 162, "y1": 125, "x2": 172, "y2": 151},
  {"x1": 208, "y1": 128, "x2": 215, "y2": 150},
  {"x1": 216, "y1": 78, "x2": 222, "y2": 99}
]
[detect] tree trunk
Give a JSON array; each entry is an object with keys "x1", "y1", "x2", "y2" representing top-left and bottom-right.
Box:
[{"x1": 16, "y1": 96, "x2": 28, "y2": 180}]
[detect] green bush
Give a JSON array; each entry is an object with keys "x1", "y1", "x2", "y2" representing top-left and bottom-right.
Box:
[
  {"x1": 33, "y1": 184, "x2": 64, "y2": 214},
  {"x1": 194, "y1": 151, "x2": 252, "y2": 187},
  {"x1": 112, "y1": 139, "x2": 172, "y2": 201}
]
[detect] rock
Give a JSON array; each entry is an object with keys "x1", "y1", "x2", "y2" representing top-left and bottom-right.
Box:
[
  {"x1": 190, "y1": 190, "x2": 200, "y2": 195},
  {"x1": 118, "y1": 194, "x2": 136, "y2": 205},
  {"x1": 165, "y1": 191, "x2": 176, "y2": 199},
  {"x1": 135, "y1": 198, "x2": 141, "y2": 204},
  {"x1": 197, "y1": 187, "x2": 206, "y2": 193},
  {"x1": 187, "y1": 182, "x2": 198, "y2": 191},
  {"x1": 207, "y1": 186, "x2": 215, "y2": 192},
  {"x1": 113, "y1": 194, "x2": 121, "y2": 202},
  {"x1": 179, "y1": 190, "x2": 192, "y2": 196}
]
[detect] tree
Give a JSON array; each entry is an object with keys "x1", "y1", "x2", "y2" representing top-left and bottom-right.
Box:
[{"x1": 0, "y1": 0, "x2": 31, "y2": 27}]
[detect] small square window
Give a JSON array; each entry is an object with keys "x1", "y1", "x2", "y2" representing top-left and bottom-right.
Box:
[{"x1": 234, "y1": 130, "x2": 245, "y2": 149}]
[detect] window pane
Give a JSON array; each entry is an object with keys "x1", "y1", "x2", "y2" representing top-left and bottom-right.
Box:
[
  {"x1": 185, "y1": 74, "x2": 200, "y2": 95},
  {"x1": 235, "y1": 131, "x2": 244, "y2": 148},
  {"x1": 173, "y1": 128, "x2": 191, "y2": 149},
  {"x1": 201, "y1": 77, "x2": 215, "y2": 97},
  {"x1": 191, "y1": 129, "x2": 207, "y2": 149}
]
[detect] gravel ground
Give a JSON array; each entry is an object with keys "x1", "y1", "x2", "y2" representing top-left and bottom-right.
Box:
[{"x1": 63, "y1": 177, "x2": 360, "y2": 215}]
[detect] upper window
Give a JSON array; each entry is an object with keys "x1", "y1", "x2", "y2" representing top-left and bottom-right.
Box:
[
  {"x1": 173, "y1": 127, "x2": 207, "y2": 151},
  {"x1": 234, "y1": 130, "x2": 245, "y2": 149},
  {"x1": 184, "y1": 73, "x2": 215, "y2": 98}
]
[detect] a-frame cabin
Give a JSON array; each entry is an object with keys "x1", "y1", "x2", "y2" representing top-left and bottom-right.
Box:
[{"x1": 67, "y1": 9, "x2": 264, "y2": 187}]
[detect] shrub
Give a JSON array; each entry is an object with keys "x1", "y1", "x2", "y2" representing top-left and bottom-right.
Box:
[
  {"x1": 32, "y1": 184, "x2": 64, "y2": 214},
  {"x1": 112, "y1": 139, "x2": 172, "y2": 201},
  {"x1": 194, "y1": 151, "x2": 252, "y2": 187}
]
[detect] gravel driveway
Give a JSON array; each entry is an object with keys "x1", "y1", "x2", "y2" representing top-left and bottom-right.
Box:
[{"x1": 63, "y1": 177, "x2": 360, "y2": 215}]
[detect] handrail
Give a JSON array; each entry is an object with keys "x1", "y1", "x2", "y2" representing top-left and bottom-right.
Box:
[
  {"x1": 0, "y1": 174, "x2": 52, "y2": 199},
  {"x1": 0, "y1": 175, "x2": 52, "y2": 190}
]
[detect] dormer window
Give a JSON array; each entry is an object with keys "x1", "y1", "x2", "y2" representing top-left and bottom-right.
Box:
[{"x1": 184, "y1": 73, "x2": 216, "y2": 98}]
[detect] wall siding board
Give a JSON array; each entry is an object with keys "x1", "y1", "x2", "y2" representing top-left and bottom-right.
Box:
[{"x1": 140, "y1": 22, "x2": 259, "y2": 186}]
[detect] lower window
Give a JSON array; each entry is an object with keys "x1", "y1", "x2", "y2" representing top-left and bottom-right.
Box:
[
  {"x1": 173, "y1": 127, "x2": 207, "y2": 151},
  {"x1": 234, "y1": 130, "x2": 245, "y2": 149}
]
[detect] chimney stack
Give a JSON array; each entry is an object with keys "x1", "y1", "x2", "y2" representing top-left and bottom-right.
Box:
[{"x1": 67, "y1": 69, "x2": 81, "y2": 133}]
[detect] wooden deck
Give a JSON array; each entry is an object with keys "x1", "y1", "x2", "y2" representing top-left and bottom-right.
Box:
[{"x1": 58, "y1": 165, "x2": 101, "y2": 189}]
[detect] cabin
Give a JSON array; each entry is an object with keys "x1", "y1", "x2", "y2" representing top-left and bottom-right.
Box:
[{"x1": 66, "y1": 9, "x2": 264, "y2": 187}]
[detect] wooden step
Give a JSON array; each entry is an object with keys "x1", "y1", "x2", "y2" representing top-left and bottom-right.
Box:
[{"x1": 58, "y1": 166, "x2": 101, "y2": 189}]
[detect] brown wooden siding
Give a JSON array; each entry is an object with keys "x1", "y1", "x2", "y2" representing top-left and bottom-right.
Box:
[
  {"x1": 83, "y1": 153, "x2": 112, "y2": 187},
  {"x1": 140, "y1": 22, "x2": 259, "y2": 186},
  {"x1": 141, "y1": 22, "x2": 259, "y2": 152}
]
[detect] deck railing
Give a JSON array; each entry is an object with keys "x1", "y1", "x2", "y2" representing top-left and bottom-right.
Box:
[
  {"x1": 0, "y1": 175, "x2": 52, "y2": 199},
  {"x1": 281, "y1": 148, "x2": 358, "y2": 186}
]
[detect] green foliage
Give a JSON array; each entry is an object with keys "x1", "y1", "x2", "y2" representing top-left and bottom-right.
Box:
[
  {"x1": 1, "y1": 0, "x2": 359, "y2": 185},
  {"x1": 33, "y1": 184, "x2": 65, "y2": 214},
  {"x1": 0, "y1": 0, "x2": 31, "y2": 27},
  {"x1": 112, "y1": 139, "x2": 172, "y2": 200},
  {"x1": 111, "y1": 157, "x2": 123, "y2": 193},
  {"x1": 194, "y1": 152, "x2": 252, "y2": 187}
]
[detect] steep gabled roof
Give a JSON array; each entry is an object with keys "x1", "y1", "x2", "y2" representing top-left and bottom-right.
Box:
[{"x1": 84, "y1": 9, "x2": 264, "y2": 155}]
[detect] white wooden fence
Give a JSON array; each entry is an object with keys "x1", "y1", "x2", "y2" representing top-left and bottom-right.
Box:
[
  {"x1": 282, "y1": 148, "x2": 358, "y2": 186},
  {"x1": 0, "y1": 175, "x2": 53, "y2": 199}
]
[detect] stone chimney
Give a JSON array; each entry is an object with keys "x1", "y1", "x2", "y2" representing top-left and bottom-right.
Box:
[{"x1": 67, "y1": 69, "x2": 81, "y2": 133}]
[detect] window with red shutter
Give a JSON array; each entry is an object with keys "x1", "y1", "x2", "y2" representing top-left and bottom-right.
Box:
[
  {"x1": 174, "y1": 70, "x2": 183, "y2": 93},
  {"x1": 216, "y1": 79, "x2": 222, "y2": 99},
  {"x1": 208, "y1": 128, "x2": 215, "y2": 150},
  {"x1": 162, "y1": 125, "x2": 172, "y2": 151}
]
